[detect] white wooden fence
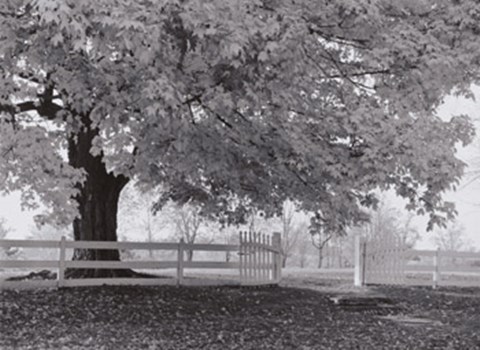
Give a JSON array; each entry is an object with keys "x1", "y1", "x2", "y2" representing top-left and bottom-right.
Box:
[
  {"x1": 403, "y1": 249, "x2": 480, "y2": 288},
  {"x1": 0, "y1": 232, "x2": 282, "y2": 289},
  {"x1": 354, "y1": 236, "x2": 480, "y2": 288},
  {"x1": 239, "y1": 231, "x2": 282, "y2": 285}
]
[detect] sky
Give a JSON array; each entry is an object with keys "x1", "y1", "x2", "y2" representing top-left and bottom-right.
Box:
[
  {"x1": 413, "y1": 86, "x2": 480, "y2": 249},
  {"x1": 1, "y1": 90, "x2": 480, "y2": 249}
]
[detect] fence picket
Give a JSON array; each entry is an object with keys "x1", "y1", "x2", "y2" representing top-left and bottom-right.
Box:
[
  {"x1": 243, "y1": 232, "x2": 248, "y2": 282},
  {"x1": 358, "y1": 235, "x2": 480, "y2": 288},
  {"x1": 262, "y1": 234, "x2": 266, "y2": 281},
  {"x1": 248, "y1": 231, "x2": 253, "y2": 281},
  {"x1": 272, "y1": 232, "x2": 281, "y2": 282},
  {"x1": 251, "y1": 232, "x2": 257, "y2": 281},
  {"x1": 239, "y1": 231, "x2": 244, "y2": 283}
]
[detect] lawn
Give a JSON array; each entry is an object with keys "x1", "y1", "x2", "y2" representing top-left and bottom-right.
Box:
[{"x1": 1, "y1": 273, "x2": 480, "y2": 349}]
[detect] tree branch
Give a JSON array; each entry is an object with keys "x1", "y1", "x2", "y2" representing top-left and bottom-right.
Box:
[
  {"x1": 200, "y1": 103, "x2": 234, "y2": 129},
  {"x1": 16, "y1": 71, "x2": 46, "y2": 85},
  {"x1": 311, "y1": 232, "x2": 333, "y2": 250},
  {"x1": 0, "y1": 99, "x2": 63, "y2": 120},
  {"x1": 302, "y1": 45, "x2": 388, "y2": 88},
  {"x1": 319, "y1": 48, "x2": 380, "y2": 90}
]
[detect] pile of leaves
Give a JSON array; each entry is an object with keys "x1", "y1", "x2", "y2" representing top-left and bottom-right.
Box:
[
  {"x1": 6, "y1": 270, "x2": 57, "y2": 281},
  {"x1": 1, "y1": 283, "x2": 480, "y2": 349}
]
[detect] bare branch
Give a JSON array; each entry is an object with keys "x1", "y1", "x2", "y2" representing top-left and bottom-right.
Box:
[
  {"x1": 200, "y1": 103, "x2": 234, "y2": 129},
  {"x1": 311, "y1": 232, "x2": 333, "y2": 250},
  {"x1": 1, "y1": 145, "x2": 14, "y2": 158},
  {"x1": 319, "y1": 48, "x2": 378, "y2": 90}
]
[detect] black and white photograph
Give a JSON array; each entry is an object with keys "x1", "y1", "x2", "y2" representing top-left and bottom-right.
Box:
[{"x1": 1, "y1": 1, "x2": 480, "y2": 349}]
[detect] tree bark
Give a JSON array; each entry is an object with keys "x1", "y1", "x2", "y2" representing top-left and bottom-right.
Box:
[
  {"x1": 282, "y1": 255, "x2": 287, "y2": 268},
  {"x1": 186, "y1": 249, "x2": 194, "y2": 262},
  {"x1": 65, "y1": 115, "x2": 132, "y2": 278},
  {"x1": 318, "y1": 247, "x2": 323, "y2": 269}
]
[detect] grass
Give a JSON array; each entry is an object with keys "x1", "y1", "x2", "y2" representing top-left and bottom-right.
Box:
[{"x1": 2, "y1": 269, "x2": 480, "y2": 349}]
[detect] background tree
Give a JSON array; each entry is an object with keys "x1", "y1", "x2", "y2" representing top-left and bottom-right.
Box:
[
  {"x1": 397, "y1": 213, "x2": 420, "y2": 249},
  {"x1": 0, "y1": 217, "x2": 9, "y2": 240},
  {"x1": 168, "y1": 203, "x2": 211, "y2": 262},
  {"x1": 431, "y1": 220, "x2": 471, "y2": 265},
  {"x1": 309, "y1": 221, "x2": 334, "y2": 269},
  {"x1": 324, "y1": 235, "x2": 349, "y2": 268},
  {"x1": 218, "y1": 225, "x2": 239, "y2": 263},
  {"x1": 355, "y1": 198, "x2": 420, "y2": 248},
  {"x1": 0, "y1": 1, "x2": 477, "y2": 278},
  {"x1": 296, "y1": 232, "x2": 311, "y2": 269},
  {"x1": 277, "y1": 201, "x2": 303, "y2": 268},
  {"x1": 0, "y1": 217, "x2": 19, "y2": 259},
  {"x1": 432, "y1": 220, "x2": 469, "y2": 252},
  {"x1": 26, "y1": 224, "x2": 72, "y2": 261},
  {"x1": 118, "y1": 183, "x2": 165, "y2": 259}
]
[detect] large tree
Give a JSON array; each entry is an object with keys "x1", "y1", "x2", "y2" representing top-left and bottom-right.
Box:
[{"x1": 0, "y1": 0, "x2": 478, "y2": 276}]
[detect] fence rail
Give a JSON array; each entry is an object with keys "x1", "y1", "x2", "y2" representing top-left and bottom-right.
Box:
[
  {"x1": 0, "y1": 232, "x2": 282, "y2": 289},
  {"x1": 354, "y1": 236, "x2": 480, "y2": 288}
]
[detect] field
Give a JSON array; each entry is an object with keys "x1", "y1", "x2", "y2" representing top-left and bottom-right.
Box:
[{"x1": 2, "y1": 268, "x2": 480, "y2": 349}]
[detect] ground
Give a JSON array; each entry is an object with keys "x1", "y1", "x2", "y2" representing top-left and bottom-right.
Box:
[{"x1": 1, "y1": 271, "x2": 480, "y2": 349}]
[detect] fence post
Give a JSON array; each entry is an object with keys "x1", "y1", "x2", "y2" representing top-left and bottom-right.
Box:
[
  {"x1": 239, "y1": 232, "x2": 244, "y2": 283},
  {"x1": 251, "y1": 232, "x2": 256, "y2": 282},
  {"x1": 354, "y1": 235, "x2": 365, "y2": 287},
  {"x1": 262, "y1": 234, "x2": 267, "y2": 282},
  {"x1": 433, "y1": 248, "x2": 440, "y2": 289},
  {"x1": 58, "y1": 236, "x2": 66, "y2": 288},
  {"x1": 272, "y1": 232, "x2": 282, "y2": 283},
  {"x1": 177, "y1": 238, "x2": 184, "y2": 286}
]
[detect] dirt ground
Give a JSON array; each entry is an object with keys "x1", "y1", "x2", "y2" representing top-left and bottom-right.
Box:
[{"x1": 1, "y1": 268, "x2": 480, "y2": 349}]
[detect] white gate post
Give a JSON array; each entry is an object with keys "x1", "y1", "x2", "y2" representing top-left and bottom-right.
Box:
[
  {"x1": 177, "y1": 238, "x2": 185, "y2": 286},
  {"x1": 354, "y1": 235, "x2": 365, "y2": 287},
  {"x1": 58, "y1": 236, "x2": 66, "y2": 288},
  {"x1": 253, "y1": 232, "x2": 258, "y2": 281}
]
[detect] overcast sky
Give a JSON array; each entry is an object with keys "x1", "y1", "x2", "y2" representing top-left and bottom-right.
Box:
[
  {"x1": 1, "y1": 89, "x2": 480, "y2": 250},
  {"x1": 412, "y1": 86, "x2": 480, "y2": 249}
]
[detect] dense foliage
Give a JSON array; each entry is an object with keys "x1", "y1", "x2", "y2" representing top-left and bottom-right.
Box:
[{"x1": 0, "y1": 0, "x2": 478, "y2": 239}]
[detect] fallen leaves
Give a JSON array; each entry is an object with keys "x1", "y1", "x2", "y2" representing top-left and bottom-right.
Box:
[{"x1": 1, "y1": 284, "x2": 480, "y2": 349}]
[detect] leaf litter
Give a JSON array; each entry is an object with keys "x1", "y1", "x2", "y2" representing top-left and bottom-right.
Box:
[{"x1": 1, "y1": 283, "x2": 480, "y2": 349}]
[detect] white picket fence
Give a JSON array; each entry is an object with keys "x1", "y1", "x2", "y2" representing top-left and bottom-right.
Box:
[
  {"x1": 0, "y1": 232, "x2": 282, "y2": 289},
  {"x1": 354, "y1": 236, "x2": 480, "y2": 288},
  {"x1": 403, "y1": 249, "x2": 480, "y2": 288}
]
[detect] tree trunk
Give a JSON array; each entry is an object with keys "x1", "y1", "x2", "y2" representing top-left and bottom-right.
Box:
[
  {"x1": 186, "y1": 249, "x2": 194, "y2": 262},
  {"x1": 299, "y1": 243, "x2": 307, "y2": 268},
  {"x1": 299, "y1": 256, "x2": 305, "y2": 268},
  {"x1": 338, "y1": 243, "x2": 343, "y2": 268},
  {"x1": 65, "y1": 117, "x2": 132, "y2": 278},
  {"x1": 317, "y1": 247, "x2": 323, "y2": 269},
  {"x1": 147, "y1": 227, "x2": 154, "y2": 259},
  {"x1": 282, "y1": 255, "x2": 287, "y2": 268}
]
